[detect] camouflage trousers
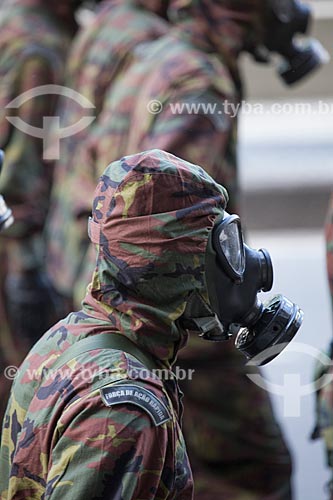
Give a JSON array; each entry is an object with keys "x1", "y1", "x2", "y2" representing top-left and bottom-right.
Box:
[{"x1": 177, "y1": 337, "x2": 292, "y2": 500}]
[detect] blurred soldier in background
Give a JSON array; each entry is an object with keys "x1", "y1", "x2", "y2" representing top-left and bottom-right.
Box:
[
  {"x1": 45, "y1": 0, "x2": 168, "y2": 318},
  {"x1": 0, "y1": 0, "x2": 84, "y2": 432}
]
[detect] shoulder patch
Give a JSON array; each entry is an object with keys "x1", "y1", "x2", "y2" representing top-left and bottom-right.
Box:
[{"x1": 100, "y1": 383, "x2": 171, "y2": 427}]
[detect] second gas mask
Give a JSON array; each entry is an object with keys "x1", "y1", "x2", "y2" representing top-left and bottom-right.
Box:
[
  {"x1": 0, "y1": 150, "x2": 13, "y2": 232},
  {"x1": 253, "y1": 0, "x2": 329, "y2": 85},
  {"x1": 202, "y1": 213, "x2": 303, "y2": 365}
]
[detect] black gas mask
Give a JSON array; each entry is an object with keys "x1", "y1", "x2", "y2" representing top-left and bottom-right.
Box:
[
  {"x1": 0, "y1": 150, "x2": 13, "y2": 232},
  {"x1": 203, "y1": 213, "x2": 303, "y2": 365},
  {"x1": 253, "y1": 0, "x2": 329, "y2": 85}
]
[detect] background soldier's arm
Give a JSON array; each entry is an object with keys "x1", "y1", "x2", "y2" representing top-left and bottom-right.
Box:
[{"x1": 140, "y1": 93, "x2": 238, "y2": 212}]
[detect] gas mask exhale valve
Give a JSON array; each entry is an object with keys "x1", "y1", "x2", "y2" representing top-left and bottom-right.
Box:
[
  {"x1": 253, "y1": 0, "x2": 330, "y2": 85},
  {"x1": 205, "y1": 213, "x2": 303, "y2": 366},
  {"x1": 0, "y1": 150, "x2": 14, "y2": 232}
]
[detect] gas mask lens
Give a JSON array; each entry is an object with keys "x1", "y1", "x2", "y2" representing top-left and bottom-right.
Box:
[
  {"x1": 215, "y1": 214, "x2": 245, "y2": 281},
  {"x1": 204, "y1": 213, "x2": 304, "y2": 365}
]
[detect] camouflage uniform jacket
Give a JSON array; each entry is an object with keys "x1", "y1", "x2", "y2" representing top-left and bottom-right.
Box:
[
  {"x1": 0, "y1": 149, "x2": 228, "y2": 499},
  {"x1": 46, "y1": 0, "x2": 168, "y2": 298}
]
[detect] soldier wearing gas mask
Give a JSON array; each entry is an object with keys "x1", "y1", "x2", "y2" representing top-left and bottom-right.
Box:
[
  {"x1": 0, "y1": 149, "x2": 303, "y2": 500},
  {"x1": 54, "y1": 0, "x2": 326, "y2": 497}
]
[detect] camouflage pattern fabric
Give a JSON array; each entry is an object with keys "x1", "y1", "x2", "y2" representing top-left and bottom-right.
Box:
[
  {"x1": 45, "y1": 0, "x2": 168, "y2": 300},
  {"x1": 0, "y1": 149, "x2": 230, "y2": 499},
  {"x1": 47, "y1": 1, "x2": 292, "y2": 498},
  {"x1": 0, "y1": 0, "x2": 72, "y2": 231},
  {"x1": 0, "y1": 0, "x2": 76, "y2": 436},
  {"x1": 138, "y1": 0, "x2": 169, "y2": 17}
]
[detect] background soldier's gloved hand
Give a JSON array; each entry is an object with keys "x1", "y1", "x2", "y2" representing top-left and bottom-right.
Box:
[{"x1": 311, "y1": 341, "x2": 333, "y2": 499}]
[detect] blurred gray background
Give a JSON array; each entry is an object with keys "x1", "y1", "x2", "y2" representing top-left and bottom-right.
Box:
[{"x1": 239, "y1": 2, "x2": 333, "y2": 498}]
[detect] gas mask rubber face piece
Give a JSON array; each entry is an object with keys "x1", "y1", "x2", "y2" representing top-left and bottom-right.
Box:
[
  {"x1": 0, "y1": 150, "x2": 13, "y2": 232},
  {"x1": 205, "y1": 213, "x2": 304, "y2": 365},
  {"x1": 253, "y1": 0, "x2": 330, "y2": 85}
]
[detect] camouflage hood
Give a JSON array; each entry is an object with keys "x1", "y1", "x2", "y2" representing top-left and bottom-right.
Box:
[{"x1": 82, "y1": 150, "x2": 228, "y2": 365}]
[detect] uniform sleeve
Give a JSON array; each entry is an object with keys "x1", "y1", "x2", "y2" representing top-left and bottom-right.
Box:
[
  {"x1": 144, "y1": 113, "x2": 229, "y2": 174},
  {"x1": 46, "y1": 392, "x2": 171, "y2": 500}
]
